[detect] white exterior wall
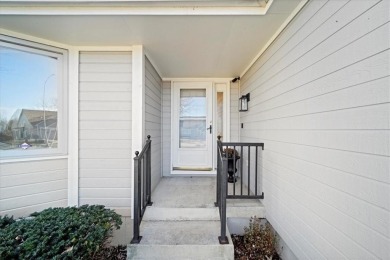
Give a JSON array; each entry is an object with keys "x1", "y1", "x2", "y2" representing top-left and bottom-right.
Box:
[
  {"x1": 240, "y1": 0, "x2": 390, "y2": 259},
  {"x1": 145, "y1": 57, "x2": 162, "y2": 191},
  {"x1": 0, "y1": 159, "x2": 68, "y2": 218},
  {"x1": 78, "y1": 51, "x2": 132, "y2": 217}
]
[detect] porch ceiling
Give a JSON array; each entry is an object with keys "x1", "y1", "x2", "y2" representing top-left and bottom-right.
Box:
[{"x1": 0, "y1": 0, "x2": 304, "y2": 78}]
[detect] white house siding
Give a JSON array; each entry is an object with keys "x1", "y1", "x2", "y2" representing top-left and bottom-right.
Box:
[
  {"x1": 240, "y1": 0, "x2": 390, "y2": 259},
  {"x1": 0, "y1": 159, "x2": 68, "y2": 218},
  {"x1": 78, "y1": 51, "x2": 132, "y2": 217},
  {"x1": 162, "y1": 81, "x2": 171, "y2": 176},
  {"x1": 145, "y1": 57, "x2": 162, "y2": 191}
]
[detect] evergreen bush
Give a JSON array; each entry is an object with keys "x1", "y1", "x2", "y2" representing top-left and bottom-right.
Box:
[{"x1": 0, "y1": 205, "x2": 122, "y2": 259}]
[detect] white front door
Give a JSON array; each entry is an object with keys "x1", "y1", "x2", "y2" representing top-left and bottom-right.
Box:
[{"x1": 172, "y1": 81, "x2": 213, "y2": 171}]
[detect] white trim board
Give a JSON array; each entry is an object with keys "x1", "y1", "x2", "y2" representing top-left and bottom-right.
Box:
[
  {"x1": 131, "y1": 45, "x2": 145, "y2": 219},
  {"x1": 164, "y1": 77, "x2": 232, "y2": 82},
  {"x1": 0, "y1": 0, "x2": 274, "y2": 16},
  {"x1": 67, "y1": 48, "x2": 79, "y2": 206}
]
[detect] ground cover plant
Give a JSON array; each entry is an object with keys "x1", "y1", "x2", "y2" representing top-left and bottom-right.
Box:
[
  {"x1": 0, "y1": 205, "x2": 124, "y2": 259},
  {"x1": 231, "y1": 217, "x2": 279, "y2": 260}
]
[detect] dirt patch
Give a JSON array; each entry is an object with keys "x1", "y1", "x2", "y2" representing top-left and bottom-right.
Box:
[
  {"x1": 231, "y1": 218, "x2": 280, "y2": 260},
  {"x1": 93, "y1": 245, "x2": 127, "y2": 260},
  {"x1": 231, "y1": 234, "x2": 280, "y2": 260}
]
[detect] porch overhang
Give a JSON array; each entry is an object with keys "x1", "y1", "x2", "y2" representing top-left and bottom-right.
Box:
[{"x1": 0, "y1": 0, "x2": 307, "y2": 78}]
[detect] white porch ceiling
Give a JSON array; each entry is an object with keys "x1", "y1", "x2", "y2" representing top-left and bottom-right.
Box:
[{"x1": 0, "y1": 0, "x2": 305, "y2": 78}]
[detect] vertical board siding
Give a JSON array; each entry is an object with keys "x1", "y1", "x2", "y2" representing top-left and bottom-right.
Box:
[
  {"x1": 145, "y1": 57, "x2": 162, "y2": 191},
  {"x1": 162, "y1": 81, "x2": 171, "y2": 176},
  {"x1": 79, "y1": 52, "x2": 132, "y2": 216},
  {"x1": 240, "y1": 0, "x2": 390, "y2": 259},
  {"x1": 0, "y1": 159, "x2": 68, "y2": 218}
]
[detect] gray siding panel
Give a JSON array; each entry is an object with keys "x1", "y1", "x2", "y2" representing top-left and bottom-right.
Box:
[
  {"x1": 79, "y1": 51, "x2": 132, "y2": 217},
  {"x1": 0, "y1": 159, "x2": 68, "y2": 218},
  {"x1": 162, "y1": 81, "x2": 171, "y2": 176},
  {"x1": 145, "y1": 57, "x2": 162, "y2": 191},
  {"x1": 240, "y1": 0, "x2": 390, "y2": 259}
]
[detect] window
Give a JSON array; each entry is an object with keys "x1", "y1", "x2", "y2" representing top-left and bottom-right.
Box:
[{"x1": 0, "y1": 35, "x2": 67, "y2": 159}]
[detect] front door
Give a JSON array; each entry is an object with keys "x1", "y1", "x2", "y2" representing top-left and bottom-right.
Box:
[{"x1": 172, "y1": 81, "x2": 213, "y2": 172}]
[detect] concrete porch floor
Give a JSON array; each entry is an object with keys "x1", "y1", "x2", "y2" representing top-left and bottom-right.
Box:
[
  {"x1": 149, "y1": 176, "x2": 265, "y2": 216},
  {"x1": 128, "y1": 177, "x2": 265, "y2": 259}
]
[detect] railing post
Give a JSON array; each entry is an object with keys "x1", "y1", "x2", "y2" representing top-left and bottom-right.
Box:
[
  {"x1": 215, "y1": 137, "x2": 222, "y2": 207},
  {"x1": 131, "y1": 151, "x2": 142, "y2": 244},
  {"x1": 219, "y1": 156, "x2": 229, "y2": 244},
  {"x1": 146, "y1": 135, "x2": 153, "y2": 206}
]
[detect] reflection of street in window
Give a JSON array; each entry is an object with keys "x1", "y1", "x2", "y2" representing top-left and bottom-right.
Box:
[{"x1": 0, "y1": 42, "x2": 61, "y2": 153}]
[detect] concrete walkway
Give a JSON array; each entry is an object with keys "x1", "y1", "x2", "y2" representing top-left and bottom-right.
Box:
[{"x1": 127, "y1": 177, "x2": 265, "y2": 259}]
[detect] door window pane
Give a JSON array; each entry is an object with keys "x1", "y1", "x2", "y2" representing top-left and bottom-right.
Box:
[
  {"x1": 179, "y1": 120, "x2": 206, "y2": 148},
  {"x1": 180, "y1": 89, "x2": 206, "y2": 117},
  {"x1": 179, "y1": 89, "x2": 207, "y2": 148},
  {"x1": 216, "y1": 92, "x2": 223, "y2": 140}
]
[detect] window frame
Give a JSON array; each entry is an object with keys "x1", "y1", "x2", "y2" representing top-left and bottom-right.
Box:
[{"x1": 0, "y1": 34, "x2": 68, "y2": 160}]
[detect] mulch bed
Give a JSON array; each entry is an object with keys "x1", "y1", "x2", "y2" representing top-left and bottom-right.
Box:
[
  {"x1": 93, "y1": 245, "x2": 127, "y2": 260},
  {"x1": 231, "y1": 235, "x2": 280, "y2": 260}
]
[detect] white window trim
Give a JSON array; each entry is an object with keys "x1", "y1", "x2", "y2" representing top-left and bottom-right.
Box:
[{"x1": 0, "y1": 35, "x2": 68, "y2": 162}]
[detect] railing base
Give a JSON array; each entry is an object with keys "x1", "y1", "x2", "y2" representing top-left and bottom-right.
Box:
[
  {"x1": 218, "y1": 236, "x2": 229, "y2": 245},
  {"x1": 214, "y1": 202, "x2": 219, "y2": 207},
  {"x1": 130, "y1": 236, "x2": 143, "y2": 244},
  {"x1": 146, "y1": 202, "x2": 153, "y2": 206}
]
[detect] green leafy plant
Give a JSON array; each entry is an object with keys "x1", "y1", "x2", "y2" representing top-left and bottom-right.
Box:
[{"x1": 0, "y1": 205, "x2": 122, "y2": 259}]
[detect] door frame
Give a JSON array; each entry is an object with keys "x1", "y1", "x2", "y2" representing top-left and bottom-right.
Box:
[{"x1": 169, "y1": 78, "x2": 231, "y2": 176}]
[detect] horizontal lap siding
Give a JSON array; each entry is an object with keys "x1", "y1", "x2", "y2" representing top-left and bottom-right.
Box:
[
  {"x1": 145, "y1": 57, "x2": 162, "y2": 191},
  {"x1": 0, "y1": 159, "x2": 68, "y2": 218},
  {"x1": 240, "y1": 0, "x2": 390, "y2": 259},
  {"x1": 162, "y1": 81, "x2": 171, "y2": 176},
  {"x1": 79, "y1": 52, "x2": 132, "y2": 217}
]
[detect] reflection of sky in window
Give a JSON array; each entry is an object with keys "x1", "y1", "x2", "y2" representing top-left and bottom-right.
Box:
[
  {"x1": 0, "y1": 47, "x2": 57, "y2": 121},
  {"x1": 180, "y1": 97, "x2": 206, "y2": 117}
]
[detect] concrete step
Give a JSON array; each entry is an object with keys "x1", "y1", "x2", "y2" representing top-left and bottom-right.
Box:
[
  {"x1": 142, "y1": 207, "x2": 220, "y2": 221},
  {"x1": 143, "y1": 199, "x2": 265, "y2": 222},
  {"x1": 227, "y1": 199, "x2": 266, "y2": 218},
  {"x1": 127, "y1": 244, "x2": 233, "y2": 260},
  {"x1": 127, "y1": 220, "x2": 234, "y2": 260}
]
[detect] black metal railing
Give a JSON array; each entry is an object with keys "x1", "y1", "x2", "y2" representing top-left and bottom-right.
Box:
[
  {"x1": 131, "y1": 135, "x2": 153, "y2": 244},
  {"x1": 215, "y1": 140, "x2": 229, "y2": 244},
  {"x1": 217, "y1": 136, "x2": 264, "y2": 199},
  {"x1": 215, "y1": 136, "x2": 264, "y2": 244}
]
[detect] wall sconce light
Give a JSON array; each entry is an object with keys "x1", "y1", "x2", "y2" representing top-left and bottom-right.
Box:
[{"x1": 239, "y1": 93, "x2": 250, "y2": 112}]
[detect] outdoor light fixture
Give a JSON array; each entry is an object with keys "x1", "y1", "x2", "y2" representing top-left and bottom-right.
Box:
[
  {"x1": 239, "y1": 93, "x2": 250, "y2": 112},
  {"x1": 231, "y1": 77, "x2": 240, "y2": 83}
]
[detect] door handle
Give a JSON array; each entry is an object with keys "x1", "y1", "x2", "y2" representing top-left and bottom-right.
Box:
[{"x1": 207, "y1": 125, "x2": 212, "y2": 134}]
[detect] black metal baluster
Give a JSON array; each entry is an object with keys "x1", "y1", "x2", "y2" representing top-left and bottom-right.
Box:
[{"x1": 255, "y1": 145, "x2": 258, "y2": 196}]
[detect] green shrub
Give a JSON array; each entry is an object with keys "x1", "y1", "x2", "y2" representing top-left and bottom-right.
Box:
[
  {"x1": 0, "y1": 205, "x2": 122, "y2": 259},
  {"x1": 0, "y1": 215, "x2": 15, "y2": 229}
]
